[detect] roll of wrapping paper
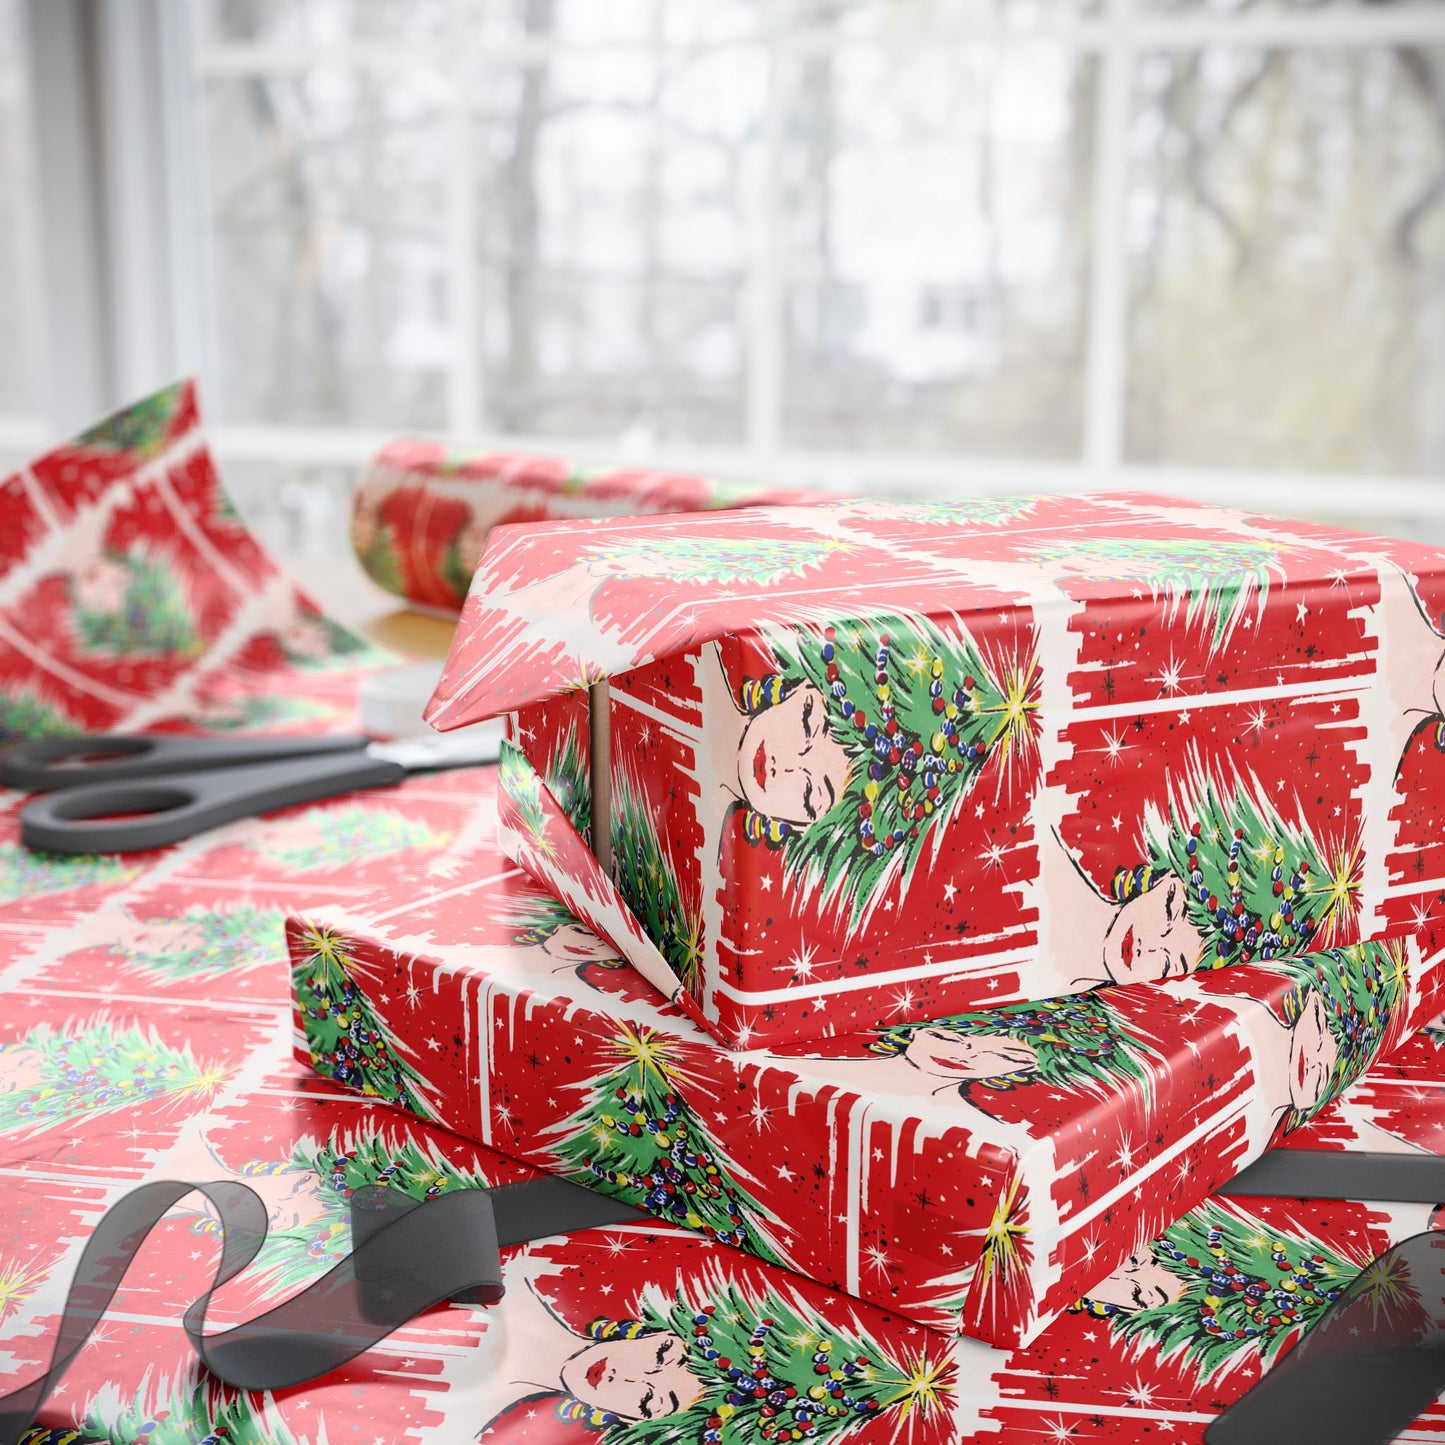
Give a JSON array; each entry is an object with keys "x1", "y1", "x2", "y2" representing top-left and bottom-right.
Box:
[{"x1": 351, "y1": 440, "x2": 822, "y2": 615}]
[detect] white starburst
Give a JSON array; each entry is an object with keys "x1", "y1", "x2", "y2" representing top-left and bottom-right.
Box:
[
  {"x1": 864, "y1": 1244, "x2": 893, "y2": 1276},
  {"x1": 1151, "y1": 652, "x2": 1185, "y2": 695},
  {"x1": 1103, "y1": 727, "x2": 1127, "y2": 764},
  {"x1": 748, "y1": 1098, "x2": 772, "y2": 1133},
  {"x1": 1113, "y1": 1135, "x2": 1135, "y2": 1172},
  {"x1": 1124, "y1": 1374, "x2": 1157, "y2": 1409},
  {"x1": 890, "y1": 985, "x2": 917, "y2": 1017},
  {"x1": 1246, "y1": 705, "x2": 1269, "y2": 735},
  {"x1": 790, "y1": 942, "x2": 819, "y2": 979}
]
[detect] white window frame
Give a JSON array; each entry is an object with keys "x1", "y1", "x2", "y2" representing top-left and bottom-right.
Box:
[{"x1": 10, "y1": 0, "x2": 1445, "y2": 523}]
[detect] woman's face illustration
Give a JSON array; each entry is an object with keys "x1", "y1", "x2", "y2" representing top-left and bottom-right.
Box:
[
  {"x1": 1287, "y1": 987, "x2": 1340, "y2": 1115},
  {"x1": 1083, "y1": 1249, "x2": 1186, "y2": 1312},
  {"x1": 1103, "y1": 877, "x2": 1206, "y2": 985},
  {"x1": 559, "y1": 1329, "x2": 704, "y2": 1422},
  {"x1": 737, "y1": 682, "x2": 851, "y2": 828},
  {"x1": 539, "y1": 922, "x2": 621, "y2": 966},
  {"x1": 902, "y1": 1027, "x2": 1040, "y2": 1082}
]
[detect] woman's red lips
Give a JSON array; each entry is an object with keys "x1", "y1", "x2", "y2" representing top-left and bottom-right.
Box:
[
  {"x1": 1297, "y1": 1046, "x2": 1307, "y2": 1088},
  {"x1": 1120, "y1": 925, "x2": 1134, "y2": 970},
  {"x1": 753, "y1": 740, "x2": 768, "y2": 790},
  {"x1": 586, "y1": 1356, "x2": 609, "y2": 1390}
]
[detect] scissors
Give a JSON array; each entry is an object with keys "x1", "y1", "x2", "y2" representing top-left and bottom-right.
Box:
[{"x1": 0, "y1": 725, "x2": 502, "y2": 854}]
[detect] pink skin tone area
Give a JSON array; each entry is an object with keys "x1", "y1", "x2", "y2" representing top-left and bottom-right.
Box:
[
  {"x1": 901, "y1": 1027, "x2": 1039, "y2": 1083},
  {"x1": 559, "y1": 1330, "x2": 704, "y2": 1423},
  {"x1": 736, "y1": 681, "x2": 851, "y2": 829},
  {"x1": 539, "y1": 923, "x2": 623, "y2": 967},
  {"x1": 1287, "y1": 988, "x2": 1340, "y2": 1116},
  {"x1": 280, "y1": 616, "x2": 331, "y2": 661},
  {"x1": 74, "y1": 558, "x2": 130, "y2": 614},
  {"x1": 0, "y1": 1046, "x2": 45, "y2": 1095},
  {"x1": 128, "y1": 918, "x2": 208, "y2": 958},
  {"x1": 1083, "y1": 1249, "x2": 1187, "y2": 1311},
  {"x1": 1102, "y1": 876, "x2": 1206, "y2": 986}
]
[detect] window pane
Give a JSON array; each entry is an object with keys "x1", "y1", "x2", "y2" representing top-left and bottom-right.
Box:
[
  {"x1": 196, "y1": 0, "x2": 451, "y2": 46},
  {"x1": 202, "y1": 63, "x2": 450, "y2": 429},
  {"x1": 779, "y1": 36, "x2": 1092, "y2": 457},
  {"x1": 1127, "y1": 46, "x2": 1445, "y2": 475},
  {"x1": 471, "y1": 44, "x2": 761, "y2": 443},
  {"x1": 0, "y1": 0, "x2": 40, "y2": 417}
]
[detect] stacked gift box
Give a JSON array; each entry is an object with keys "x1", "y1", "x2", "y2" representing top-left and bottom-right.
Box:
[{"x1": 293, "y1": 489, "x2": 1445, "y2": 1357}]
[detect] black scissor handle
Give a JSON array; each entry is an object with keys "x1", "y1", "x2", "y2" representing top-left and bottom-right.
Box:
[
  {"x1": 0, "y1": 733, "x2": 372, "y2": 793},
  {"x1": 19, "y1": 750, "x2": 407, "y2": 854}
]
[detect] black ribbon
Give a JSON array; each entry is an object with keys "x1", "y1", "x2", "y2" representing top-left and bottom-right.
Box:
[
  {"x1": 0, "y1": 1175, "x2": 646, "y2": 1445},
  {"x1": 1207, "y1": 1227, "x2": 1445, "y2": 1445}
]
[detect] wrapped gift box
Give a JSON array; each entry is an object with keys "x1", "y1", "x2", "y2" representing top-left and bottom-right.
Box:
[
  {"x1": 423, "y1": 492, "x2": 1445, "y2": 1051},
  {"x1": 286, "y1": 784, "x2": 1445, "y2": 1349},
  {"x1": 351, "y1": 439, "x2": 818, "y2": 615}
]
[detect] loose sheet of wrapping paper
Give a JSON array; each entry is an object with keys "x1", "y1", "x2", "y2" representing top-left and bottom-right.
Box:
[
  {"x1": 3, "y1": 792, "x2": 1445, "y2": 1444},
  {"x1": 352, "y1": 439, "x2": 820, "y2": 615},
  {"x1": 0, "y1": 380, "x2": 389, "y2": 738}
]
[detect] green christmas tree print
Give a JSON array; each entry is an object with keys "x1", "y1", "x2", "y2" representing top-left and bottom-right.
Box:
[
  {"x1": 549, "y1": 723, "x2": 593, "y2": 843},
  {"x1": 293, "y1": 922, "x2": 439, "y2": 1119},
  {"x1": 213, "y1": 1122, "x2": 496, "y2": 1299},
  {"x1": 610, "y1": 766, "x2": 703, "y2": 996},
  {"x1": 549, "y1": 1023, "x2": 784, "y2": 1265},
  {"x1": 1133, "y1": 768, "x2": 1359, "y2": 968},
  {"x1": 0, "y1": 843, "x2": 135, "y2": 906},
  {"x1": 0, "y1": 1020, "x2": 224, "y2": 1138},
  {"x1": 1080, "y1": 1197, "x2": 1403, "y2": 1383},
  {"x1": 0, "y1": 691, "x2": 78, "y2": 744},
  {"x1": 580, "y1": 1265, "x2": 953, "y2": 1445},
  {"x1": 73, "y1": 381, "x2": 185, "y2": 458},
  {"x1": 760, "y1": 612, "x2": 1039, "y2": 927},
  {"x1": 830, "y1": 495, "x2": 1042, "y2": 527},
  {"x1": 359, "y1": 522, "x2": 405, "y2": 596},
  {"x1": 120, "y1": 903, "x2": 288, "y2": 984},
  {"x1": 1024, "y1": 535, "x2": 1281, "y2": 650},
  {"x1": 579, "y1": 532, "x2": 854, "y2": 585},
  {"x1": 253, "y1": 803, "x2": 447, "y2": 873},
  {"x1": 18, "y1": 1372, "x2": 299, "y2": 1445},
  {"x1": 869, "y1": 991, "x2": 1160, "y2": 1100},
  {"x1": 500, "y1": 738, "x2": 555, "y2": 860},
  {"x1": 71, "y1": 550, "x2": 200, "y2": 657}
]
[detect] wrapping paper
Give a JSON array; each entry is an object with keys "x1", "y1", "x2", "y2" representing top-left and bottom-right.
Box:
[
  {"x1": 0, "y1": 381, "x2": 390, "y2": 737},
  {"x1": 352, "y1": 440, "x2": 818, "y2": 615},
  {"x1": 288, "y1": 758, "x2": 1445, "y2": 1350},
  {"x1": 427, "y1": 493, "x2": 1445, "y2": 1051},
  {"x1": 2, "y1": 403, "x2": 1443, "y2": 1441}
]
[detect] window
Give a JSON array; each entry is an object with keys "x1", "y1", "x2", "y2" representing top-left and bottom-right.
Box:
[{"x1": 12, "y1": 0, "x2": 1445, "y2": 547}]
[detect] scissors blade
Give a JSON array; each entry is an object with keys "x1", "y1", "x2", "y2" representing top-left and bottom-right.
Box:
[{"x1": 366, "y1": 721, "x2": 503, "y2": 774}]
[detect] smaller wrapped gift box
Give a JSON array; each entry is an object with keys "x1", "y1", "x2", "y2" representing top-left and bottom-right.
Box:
[
  {"x1": 286, "y1": 804, "x2": 1445, "y2": 1349},
  {"x1": 352, "y1": 439, "x2": 818, "y2": 614},
  {"x1": 425, "y1": 491, "x2": 1445, "y2": 1050}
]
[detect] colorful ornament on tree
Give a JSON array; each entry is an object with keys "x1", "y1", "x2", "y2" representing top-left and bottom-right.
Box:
[
  {"x1": 749, "y1": 612, "x2": 1039, "y2": 925},
  {"x1": 292, "y1": 923, "x2": 439, "y2": 1119},
  {"x1": 867, "y1": 991, "x2": 1159, "y2": 1101},
  {"x1": 0, "y1": 1021, "x2": 224, "y2": 1138},
  {"x1": 0, "y1": 843, "x2": 135, "y2": 905},
  {"x1": 120, "y1": 903, "x2": 287, "y2": 983},
  {"x1": 568, "y1": 1270, "x2": 954, "y2": 1443},
  {"x1": 549, "y1": 1023, "x2": 784, "y2": 1265},
  {"x1": 1072, "y1": 1197, "x2": 1398, "y2": 1382},
  {"x1": 70, "y1": 548, "x2": 200, "y2": 657},
  {"x1": 1024, "y1": 534, "x2": 1282, "y2": 649},
  {"x1": 0, "y1": 690, "x2": 78, "y2": 744},
  {"x1": 253, "y1": 803, "x2": 447, "y2": 874},
  {"x1": 1119, "y1": 768, "x2": 1361, "y2": 970}
]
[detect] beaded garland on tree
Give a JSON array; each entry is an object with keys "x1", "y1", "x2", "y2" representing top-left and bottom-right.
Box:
[
  {"x1": 867, "y1": 992, "x2": 1160, "y2": 1101},
  {"x1": 749, "y1": 612, "x2": 1038, "y2": 926},
  {"x1": 1116, "y1": 771, "x2": 1361, "y2": 969}
]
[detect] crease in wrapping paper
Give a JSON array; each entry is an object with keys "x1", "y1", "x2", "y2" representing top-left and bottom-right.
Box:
[
  {"x1": 350, "y1": 438, "x2": 821, "y2": 615},
  {"x1": 427, "y1": 490, "x2": 1445, "y2": 1052},
  {"x1": 291, "y1": 735, "x2": 1445, "y2": 1352},
  {"x1": 3, "y1": 394, "x2": 1445, "y2": 1441}
]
